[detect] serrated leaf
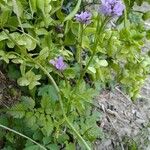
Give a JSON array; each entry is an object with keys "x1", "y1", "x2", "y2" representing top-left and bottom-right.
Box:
[
  {"x1": 17, "y1": 71, "x2": 41, "y2": 89},
  {"x1": 21, "y1": 96, "x2": 35, "y2": 110},
  {"x1": 25, "y1": 112, "x2": 36, "y2": 127},
  {"x1": 38, "y1": 85, "x2": 58, "y2": 101},
  {"x1": 42, "y1": 136, "x2": 51, "y2": 145},
  {"x1": 9, "y1": 103, "x2": 27, "y2": 118},
  {"x1": 41, "y1": 120, "x2": 53, "y2": 137},
  {"x1": 40, "y1": 96, "x2": 51, "y2": 110}
]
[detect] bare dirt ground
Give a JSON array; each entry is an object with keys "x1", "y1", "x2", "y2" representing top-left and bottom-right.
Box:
[{"x1": 95, "y1": 79, "x2": 150, "y2": 150}]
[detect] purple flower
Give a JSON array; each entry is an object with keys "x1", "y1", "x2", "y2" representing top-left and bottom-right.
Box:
[
  {"x1": 100, "y1": 0, "x2": 125, "y2": 17},
  {"x1": 75, "y1": 11, "x2": 92, "y2": 24},
  {"x1": 50, "y1": 56, "x2": 67, "y2": 71}
]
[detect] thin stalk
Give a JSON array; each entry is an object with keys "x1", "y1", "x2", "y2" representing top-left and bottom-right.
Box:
[
  {"x1": 3, "y1": 28, "x2": 91, "y2": 150},
  {"x1": 123, "y1": 0, "x2": 128, "y2": 28},
  {"x1": 76, "y1": 24, "x2": 84, "y2": 67},
  {"x1": 61, "y1": 0, "x2": 64, "y2": 6},
  {"x1": 0, "y1": 124, "x2": 47, "y2": 150},
  {"x1": 79, "y1": 16, "x2": 108, "y2": 80}
]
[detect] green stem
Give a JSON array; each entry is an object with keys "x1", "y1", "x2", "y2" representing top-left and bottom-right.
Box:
[
  {"x1": 123, "y1": 0, "x2": 128, "y2": 28},
  {"x1": 79, "y1": 16, "x2": 108, "y2": 80},
  {"x1": 0, "y1": 124, "x2": 47, "y2": 150},
  {"x1": 65, "y1": 118, "x2": 91, "y2": 149},
  {"x1": 61, "y1": 0, "x2": 64, "y2": 6},
  {"x1": 3, "y1": 28, "x2": 91, "y2": 150},
  {"x1": 76, "y1": 24, "x2": 84, "y2": 66}
]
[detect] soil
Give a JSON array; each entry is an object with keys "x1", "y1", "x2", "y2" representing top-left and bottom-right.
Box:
[
  {"x1": 94, "y1": 79, "x2": 150, "y2": 150},
  {"x1": 0, "y1": 70, "x2": 21, "y2": 108}
]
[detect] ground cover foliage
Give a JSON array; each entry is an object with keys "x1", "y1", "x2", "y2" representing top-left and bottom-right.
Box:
[{"x1": 0, "y1": 0, "x2": 150, "y2": 149}]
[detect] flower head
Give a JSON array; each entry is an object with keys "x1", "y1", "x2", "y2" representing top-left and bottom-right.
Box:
[
  {"x1": 75, "y1": 11, "x2": 92, "y2": 24},
  {"x1": 100, "y1": 0, "x2": 125, "y2": 17},
  {"x1": 50, "y1": 56, "x2": 67, "y2": 71}
]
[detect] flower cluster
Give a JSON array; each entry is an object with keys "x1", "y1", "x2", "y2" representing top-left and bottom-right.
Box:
[
  {"x1": 100, "y1": 0, "x2": 125, "y2": 17},
  {"x1": 50, "y1": 56, "x2": 67, "y2": 71},
  {"x1": 75, "y1": 11, "x2": 92, "y2": 24}
]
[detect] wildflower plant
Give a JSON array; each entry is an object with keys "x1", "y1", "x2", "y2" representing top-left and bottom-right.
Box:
[{"x1": 0, "y1": 0, "x2": 150, "y2": 150}]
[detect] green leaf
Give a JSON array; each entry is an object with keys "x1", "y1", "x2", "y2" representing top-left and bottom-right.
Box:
[
  {"x1": 85, "y1": 27, "x2": 96, "y2": 35},
  {"x1": 0, "y1": 9, "x2": 10, "y2": 27},
  {"x1": 40, "y1": 96, "x2": 51, "y2": 110},
  {"x1": 42, "y1": 136, "x2": 51, "y2": 145},
  {"x1": 38, "y1": 85, "x2": 58, "y2": 101},
  {"x1": 17, "y1": 71, "x2": 41, "y2": 89},
  {"x1": 24, "y1": 145, "x2": 41, "y2": 150},
  {"x1": 0, "y1": 50, "x2": 10, "y2": 63},
  {"x1": 25, "y1": 112, "x2": 36, "y2": 127},
  {"x1": 12, "y1": 0, "x2": 23, "y2": 17},
  {"x1": 0, "y1": 114, "x2": 9, "y2": 126},
  {"x1": 29, "y1": 0, "x2": 37, "y2": 17},
  {"x1": 17, "y1": 35, "x2": 36, "y2": 51},
  {"x1": 66, "y1": 143, "x2": 76, "y2": 150},
  {"x1": 41, "y1": 120, "x2": 53, "y2": 137},
  {"x1": 12, "y1": 58, "x2": 24, "y2": 64},
  {"x1": 21, "y1": 96, "x2": 35, "y2": 110},
  {"x1": 88, "y1": 66, "x2": 96, "y2": 74},
  {"x1": 37, "y1": 47, "x2": 49, "y2": 60},
  {"x1": 64, "y1": 30, "x2": 76, "y2": 45},
  {"x1": 9, "y1": 103, "x2": 27, "y2": 118},
  {"x1": 96, "y1": 59, "x2": 108, "y2": 67},
  {"x1": 0, "y1": 31, "x2": 8, "y2": 41},
  {"x1": 17, "y1": 76, "x2": 30, "y2": 86},
  {"x1": 63, "y1": 68, "x2": 76, "y2": 78},
  {"x1": 57, "y1": 134, "x2": 69, "y2": 143},
  {"x1": 36, "y1": 0, "x2": 45, "y2": 16},
  {"x1": 64, "y1": 0, "x2": 81, "y2": 22},
  {"x1": 8, "y1": 64, "x2": 21, "y2": 79},
  {"x1": 46, "y1": 144, "x2": 59, "y2": 150},
  {"x1": 146, "y1": 30, "x2": 150, "y2": 40},
  {"x1": 142, "y1": 11, "x2": 150, "y2": 20},
  {"x1": 12, "y1": 0, "x2": 24, "y2": 32}
]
